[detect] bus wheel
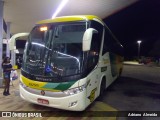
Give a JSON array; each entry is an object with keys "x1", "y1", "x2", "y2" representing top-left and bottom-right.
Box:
[{"x1": 97, "y1": 78, "x2": 106, "y2": 101}]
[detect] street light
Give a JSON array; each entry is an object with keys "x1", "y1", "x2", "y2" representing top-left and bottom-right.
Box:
[{"x1": 137, "y1": 40, "x2": 142, "y2": 61}]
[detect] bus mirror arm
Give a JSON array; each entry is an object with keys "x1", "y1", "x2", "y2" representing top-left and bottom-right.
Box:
[
  {"x1": 9, "y1": 33, "x2": 29, "y2": 50},
  {"x1": 82, "y1": 28, "x2": 98, "y2": 51}
]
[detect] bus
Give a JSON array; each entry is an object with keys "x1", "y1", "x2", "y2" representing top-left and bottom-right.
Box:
[{"x1": 19, "y1": 15, "x2": 123, "y2": 111}]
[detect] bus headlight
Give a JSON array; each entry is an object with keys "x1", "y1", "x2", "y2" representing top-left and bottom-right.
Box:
[
  {"x1": 64, "y1": 84, "x2": 86, "y2": 95},
  {"x1": 19, "y1": 81, "x2": 27, "y2": 88}
]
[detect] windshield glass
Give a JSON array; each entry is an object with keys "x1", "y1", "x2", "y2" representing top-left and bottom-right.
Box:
[{"x1": 22, "y1": 22, "x2": 86, "y2": 77}]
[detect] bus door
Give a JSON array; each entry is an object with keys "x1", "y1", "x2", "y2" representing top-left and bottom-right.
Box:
[
  {"x1": 86, "y1": 67, "x2": 100, "y2": 103},
  {"x1": 85, "y1": 32, "x2": 101, "y2": 103}
]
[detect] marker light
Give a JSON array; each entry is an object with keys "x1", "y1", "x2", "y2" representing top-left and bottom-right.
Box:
[
  {"x1": 40, "y1": 26, "x2": 48, "y2": 31},
  {"x1": 52, "y1": 0, "x2": 69, "y2": 19}
]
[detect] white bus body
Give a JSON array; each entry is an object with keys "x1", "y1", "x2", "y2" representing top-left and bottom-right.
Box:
[{"x1": 19, "y1": 15, "x2": 123, "y2": 111}]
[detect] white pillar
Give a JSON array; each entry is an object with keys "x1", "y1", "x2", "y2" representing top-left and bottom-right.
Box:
[
  {"x1": 11, "y1": 49, "x2": 16, "y2": 66},
  {"x1": 6, "y1": 22, "x2": 11, "y2": 57},
  {"x1": 0, "y1": 0, "x2": 4, "y2": 87}
]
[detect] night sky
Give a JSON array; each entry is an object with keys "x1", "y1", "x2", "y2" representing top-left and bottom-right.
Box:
[
  {"x1": 16, "y1": 0, "x2": 160, "y2": 58},
  {"x1": 104, "y1": 0, "x2": 160, "y2": 58}
]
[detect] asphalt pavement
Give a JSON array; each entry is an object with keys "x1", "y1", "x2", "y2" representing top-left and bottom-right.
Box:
[{"x1": 101, "y1": 64, "x2": 160, "y2": 120}]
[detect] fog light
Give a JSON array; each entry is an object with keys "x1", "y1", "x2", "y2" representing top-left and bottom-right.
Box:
[{"x1": 69, "y1": 101, "x2": 77, "y2": 107}]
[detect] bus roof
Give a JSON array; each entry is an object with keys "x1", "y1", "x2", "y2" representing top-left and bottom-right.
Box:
[{"x1": 37, "y1": 15, "x2": 103, "y2": 24}]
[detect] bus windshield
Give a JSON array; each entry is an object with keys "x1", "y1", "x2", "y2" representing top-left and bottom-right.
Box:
[{"x1": 22, "y1": 22, "x2": 87, "y2": 77}]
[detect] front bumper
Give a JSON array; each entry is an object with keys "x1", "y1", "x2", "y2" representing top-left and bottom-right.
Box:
[{"x1": 19, "y1": 84, "x2": 87, "y2": 111}]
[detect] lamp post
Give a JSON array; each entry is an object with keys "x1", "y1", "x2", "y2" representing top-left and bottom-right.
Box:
[{"x1": 137, "y1": 40, "x2": 142, "y2": 61}]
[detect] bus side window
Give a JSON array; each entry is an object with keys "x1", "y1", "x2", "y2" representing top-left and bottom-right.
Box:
[
  {"x1": 102, "y1": 28, "x2": 109, "y2": 55},
  {"x1": 102, "y1": 27, "x2": 122, "y2": 56},
  {"x1": 102, "y1": 28, "x2": 119, "y2": 55},
  {"x1": 102, "y1": 28, "x2": 114, "y2": 55},
  {"x1": 87, "y1": 20, "x2": 103, "y2": 71},
  {"x1": 87, "y1": 34, "x2": 100, "y2": 68}
]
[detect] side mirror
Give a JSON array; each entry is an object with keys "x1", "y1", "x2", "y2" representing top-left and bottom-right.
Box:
[
  {"x1": 9, "y1": 33, "x2": 29, "y2": 50},
  {"x1": 82, "y1": 28, "x2": 98, "y2": 51}
]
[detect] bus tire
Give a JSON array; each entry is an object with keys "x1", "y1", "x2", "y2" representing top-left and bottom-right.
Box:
[{"x1": 97, "y1": 78, "x2": 106, "y2": 101}]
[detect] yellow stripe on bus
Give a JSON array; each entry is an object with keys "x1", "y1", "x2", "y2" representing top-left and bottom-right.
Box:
[
  {"x1": 21, "y1": 75, "x2": 61, "y2": 92},
  {"x1": 37, "y1": 15, "x2": 102, "y2": 24}
]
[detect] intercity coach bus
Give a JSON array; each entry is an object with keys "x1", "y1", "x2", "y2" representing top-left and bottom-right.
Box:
[{"x1": 19, "y1": 15, "x2": 123, "y2": 111}]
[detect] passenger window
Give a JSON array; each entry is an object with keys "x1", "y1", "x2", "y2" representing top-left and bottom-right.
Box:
[{"x1": 86, "y1": 21, "x2": 103, "y2": 71}]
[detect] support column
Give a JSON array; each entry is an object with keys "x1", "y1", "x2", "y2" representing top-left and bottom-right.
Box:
[
  {"x1": 6, "y1": 22, "x2": 11, "y2": 57},
  {"x1": 0, "y1": 0, "x2": 4, "y2": 87},
  {"x1": 11, "y1": 48, "x2": 16, "y2": 66}
]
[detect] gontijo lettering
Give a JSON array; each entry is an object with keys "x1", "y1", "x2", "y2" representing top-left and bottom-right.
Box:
[{"x1": 28, "y1": 83, "x2": 39, "y2": 87}]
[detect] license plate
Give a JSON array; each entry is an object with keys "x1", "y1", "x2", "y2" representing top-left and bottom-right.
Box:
[{"x1": 37, "y1": 98, "x2": 49, "y2": 105}]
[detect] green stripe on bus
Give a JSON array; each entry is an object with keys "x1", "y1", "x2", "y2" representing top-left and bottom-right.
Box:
[
  {"x1": 42, "y1": 83, "x2": 60, "y2": 89},
  {"x1": 54, "y1": 81, "x2": 76, "y2": 91},
  {"x1": 42, "y1": 81, "x2": 76, "y2": 91}
]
